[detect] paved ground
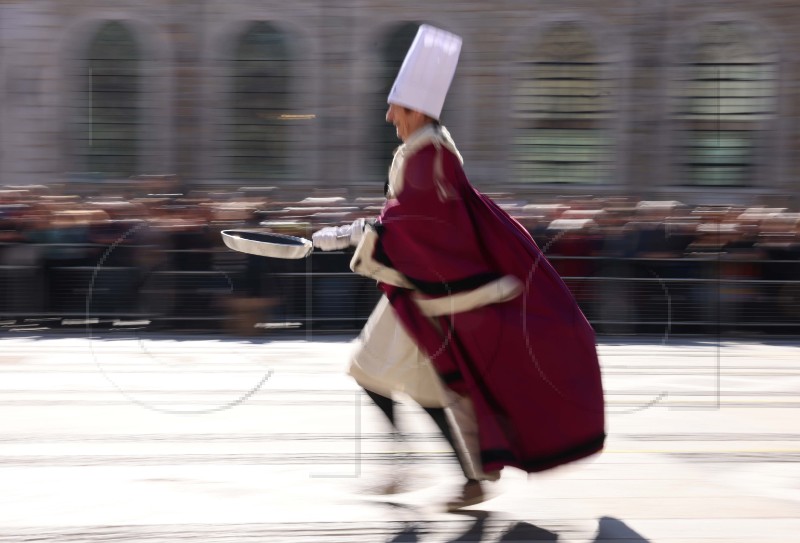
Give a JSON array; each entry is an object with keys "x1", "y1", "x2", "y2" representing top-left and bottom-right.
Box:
[{"x1": 0, "y1": 334, "x2": 797, "y2": 542}]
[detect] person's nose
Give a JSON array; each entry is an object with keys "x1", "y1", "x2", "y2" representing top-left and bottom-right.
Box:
[{"x1": 386, "y1": 105, "x2": 394, "y2": 123}]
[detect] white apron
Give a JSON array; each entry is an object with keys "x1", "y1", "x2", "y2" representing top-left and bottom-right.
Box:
[{"x1": 349, "y1": 296, "x2": 447, "y2": 408}]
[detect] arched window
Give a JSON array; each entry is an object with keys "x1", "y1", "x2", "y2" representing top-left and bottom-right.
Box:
[
  {"x1": 227, "y1": 22, "x2": 294, "y2": 181},
  {"x1": 79, "y1": 21, "x2": 141, "y2": 177},
  {"x1": 512, "y1": 22, "x2": 616, "y2": 184},
  {"x1": 672, "y1": 22, "x2": 776, "y2": 186},
  {"x1": 370, "y1": 22, "x2": 420, "y2": 178},
  {"x1": 370, "y1": 22, "x2": 460, "y2": 180}
]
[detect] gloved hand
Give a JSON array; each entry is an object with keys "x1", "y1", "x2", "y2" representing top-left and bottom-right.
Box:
[
  {"x1": 312, "y1": 219, "x2": 367, "y2": 251},
  {"x1": 349, "y1": 218, "x2": 367, "y2": 246},
  {"x1": 312, "y1": 225, "x2": 351, "y2": 251}
]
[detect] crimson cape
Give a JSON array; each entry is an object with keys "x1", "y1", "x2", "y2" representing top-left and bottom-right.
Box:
[{"x1": 372, "y1": 142, "x2": 606, "y2": 473}]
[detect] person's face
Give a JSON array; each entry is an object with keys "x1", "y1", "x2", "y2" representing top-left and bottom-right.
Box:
[{"x1": 386, "y1": 104, "x2": 428, "y2": 142}]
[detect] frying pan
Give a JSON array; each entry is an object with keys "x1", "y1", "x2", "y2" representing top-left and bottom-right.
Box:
[{"x1": 221, "y1": 230, "x2": 313, "y2": 259}]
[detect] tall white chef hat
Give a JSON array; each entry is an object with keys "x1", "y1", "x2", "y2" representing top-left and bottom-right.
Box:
[{"x1": 387, "y1": 24, "x2": 462, "y2": 120}]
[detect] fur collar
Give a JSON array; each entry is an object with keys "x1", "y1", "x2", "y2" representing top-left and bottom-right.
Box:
[
  {"x1": 387, "y1": 124, "x2": 463, "y2": 198},
  {"x1": 400, "y1": 124, "x2": 464, "y2": 164}
]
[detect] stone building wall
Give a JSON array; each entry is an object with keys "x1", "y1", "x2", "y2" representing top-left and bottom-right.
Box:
[{"x1": 0, "y1": 0, "x2": 798, "y2": 206}]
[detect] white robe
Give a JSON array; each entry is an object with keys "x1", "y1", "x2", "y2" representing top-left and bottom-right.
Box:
[
  {"x1": 348, "y1": 125, "x2": 459, "y2": 408},
  {"x1": 349, "y1": 295, "x2": 447, "y2": 408},
  {"x1": 347, "y1": 125, "x2": 501, "y2": 481}
]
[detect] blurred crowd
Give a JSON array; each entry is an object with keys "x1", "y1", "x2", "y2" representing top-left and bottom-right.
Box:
[
  {"x1": 1, "y1": 179, "x2": 798, "y2": 260},
  {"x1": 0, "y1": 178, "x2": 798, "y2": 333}
]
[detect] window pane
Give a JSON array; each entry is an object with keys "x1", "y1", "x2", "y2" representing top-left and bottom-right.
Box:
[
  {"x1": 77, "y1": 22, "x2": 140, "y2": 177},
  {"x1": 672, "y1": 22, "x2": 776, "y2": 186},
  {"x1": 512, "y1": 23, "x2": 615, "y2": 184},
  {"x1": 227, "y1": 22, "x2": 294, "y2": 181},
  {"x1": 512, "y1": 129, "x2": 612, "y2": 184}
]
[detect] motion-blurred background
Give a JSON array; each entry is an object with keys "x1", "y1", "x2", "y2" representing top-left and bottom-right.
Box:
[{"x1": 0, "y1": 1, "x2": 798, "y2": 336}]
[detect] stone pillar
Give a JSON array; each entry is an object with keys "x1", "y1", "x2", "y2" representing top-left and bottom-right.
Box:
[
  {"x1": 169, "y1": 0, "x2": 204, "y2": 186},
  {"x1": 625, "y1": 0, "x2": 671, "y2": 200}
]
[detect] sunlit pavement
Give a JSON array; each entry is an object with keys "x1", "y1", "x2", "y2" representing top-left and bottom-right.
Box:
[{"x1": 0, "y1": 334, "x2": 797, "y2": 542}]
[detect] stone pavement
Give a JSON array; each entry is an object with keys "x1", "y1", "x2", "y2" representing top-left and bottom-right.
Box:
[{"x1": 0, "y1": 335, "x2": 797, "y2": 542}]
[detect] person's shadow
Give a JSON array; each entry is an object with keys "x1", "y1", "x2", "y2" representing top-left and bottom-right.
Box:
[
  {"x1": 592, "y1": 516, "x2": 652, "y2": 542},
  {"x1": 386, "y1": 522, "x2": 420, "y2": 542},
  {"x1": 385, "y1": 512, "x2": 651, "y2": 542}
]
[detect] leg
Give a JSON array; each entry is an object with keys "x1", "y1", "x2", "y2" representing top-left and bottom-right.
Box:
[
  {"x1": 446, "y1": 393, "x2": 500, "y2": 482},
  {"x1": 424, "y1": 407, "x2": 486, "y2": 511},
  {"x1": 424, "y1": 404, "x2": 490, "y2": 511},
  {"x1": 362, "y1": 388, "x2": 406, "y2": 494},
  {"x1": 363, "y1": 388, "x2": 399, "y2": 433},
  {"x1": 422, "y1": 406, "x2": 476, "y2": 484}
]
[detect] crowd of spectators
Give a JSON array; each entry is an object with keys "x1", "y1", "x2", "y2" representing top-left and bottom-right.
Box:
[{"x1": 0, "y1": 177, "x2": 798, "y2": 334}]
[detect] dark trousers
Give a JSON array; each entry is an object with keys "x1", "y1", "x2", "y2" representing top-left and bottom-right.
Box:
[{"x1": 363, "y1": 388, "x2": 475, "y2": 483}]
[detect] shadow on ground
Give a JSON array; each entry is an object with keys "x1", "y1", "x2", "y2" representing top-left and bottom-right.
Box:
[{"x1": 384, "y1": 512, "x2": 650, "y2": 542}]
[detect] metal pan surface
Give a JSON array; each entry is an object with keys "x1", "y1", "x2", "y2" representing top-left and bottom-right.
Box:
[{"x1": 221, "y1": 230, "x2": 313, "y2": 259}]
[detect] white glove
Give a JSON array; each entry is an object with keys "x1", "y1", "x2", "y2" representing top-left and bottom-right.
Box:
[
  {"x1": 311, "y1": 219, "x2": 367, "y2": 251},
  {"x1": 312, "y1": 225, "x2": 351, "y2": 251},
  {"x1": 349, "y1": 218, "x2": 367, "y2": 246}
]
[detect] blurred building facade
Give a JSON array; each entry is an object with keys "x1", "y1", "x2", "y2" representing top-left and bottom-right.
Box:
[{"x1": 0, "y1": 0, "x2": 798, "y2": 206}]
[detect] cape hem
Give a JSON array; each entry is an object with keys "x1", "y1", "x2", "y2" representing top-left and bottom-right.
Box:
[{"x1": 481, "y1": 432, "x2": 606, "y2": 473}]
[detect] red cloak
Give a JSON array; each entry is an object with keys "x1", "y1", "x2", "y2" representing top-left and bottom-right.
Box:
[{"x1": 373, "y1": 142, "x2": 606, "y2": 473}]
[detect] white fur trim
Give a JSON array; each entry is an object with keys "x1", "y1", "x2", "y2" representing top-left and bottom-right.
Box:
[
  {"x1": 445, "y1": 391, "x2": 502, "y2": 481},
  {"x1": 411, "y1": 275, "x2": 523, "y2": 317},
  {"x1": 387, "y1": 124, "x2": 463, "y2": 199},
  {"x1": 350, "y1": 226, "x2": 414, "y2": 288}
]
